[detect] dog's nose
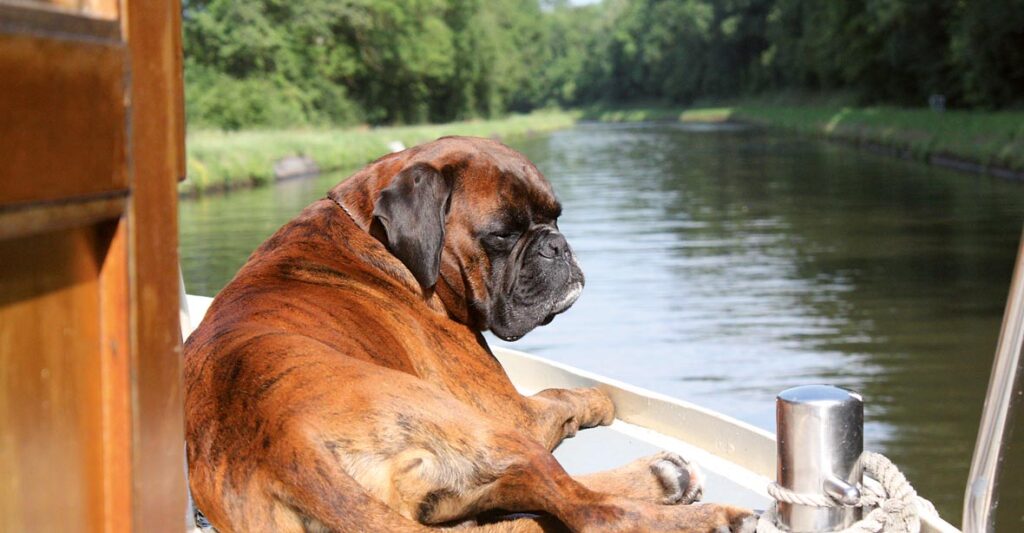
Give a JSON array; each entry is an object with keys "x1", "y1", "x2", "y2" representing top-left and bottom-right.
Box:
[{"x1": 539, "y1": 233, "x2": 568, "y2": 260}]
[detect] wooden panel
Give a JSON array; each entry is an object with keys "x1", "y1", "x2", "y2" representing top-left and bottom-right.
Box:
[
  {"x1": 0, "y1": 4, "x2": 120, "y2": 39},
  {"x1": 0, "y1": 191, "x2": 126, "y2": 240},
  {"x1": 124, "y1": 0, "x2": 187, "y2": 529},
  {"x1": 0, "y1": 226, "x2": 107, "y2": 532},
  {"x1": 99, "y1": 217, "x2": 131, "y2": 532},
  {"x1": 0, "y1": 0, "x2": 187, "y2": 529},
  {"x1": 0, "y1": 32, "x2": 126, "y2": 206},
  {"x1": 0, "y1": 0, "x2": 119, "y2": 19},
  {"x1": 171, "y1": 3, "x2": 186, "y2": 183}
]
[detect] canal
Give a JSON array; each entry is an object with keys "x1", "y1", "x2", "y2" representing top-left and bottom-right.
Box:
[{"x1": 180, "y1": 122, "x2": 1024, "y2": 529}]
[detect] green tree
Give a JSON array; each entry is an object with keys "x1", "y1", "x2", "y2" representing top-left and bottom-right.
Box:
[
  {"x1": 952, "y1": 0, "x2": 1024, "y2": 108},
  {"x1": 181, "y1": 0, "x2": 1024, "y2": 130}
]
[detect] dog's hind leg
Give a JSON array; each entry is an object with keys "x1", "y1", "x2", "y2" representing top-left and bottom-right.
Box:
[
  {"x1": 270, "y1": 416, "x2": 750, "y2": 533},
  {"x1": 574, "y1": 451, "x2": 706, "y2": 505},
  {"x1": 440, "y1": 514, "x2": 567, "y2": 532},
  {"x1": 466, "y1": 439, "x2": 754, "y2": 532},
  {"x1": 240, "y1": 447, "x2": 564, "y2": 533},
  {"x1": 248, "y1": 352, "x2": 750, "y2": 532},
  {"x1": 269, "y1": 453, "x2": 432, "y2": 533}
]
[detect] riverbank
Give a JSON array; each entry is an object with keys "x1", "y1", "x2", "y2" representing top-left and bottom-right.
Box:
[
  {"x1": 584, "y1": 103, "x2": 1024, "y2": 179},
  {"x1": 182, "y1": 110, "x2": 577, "y2": 195},
  {"x1": 184, "y1": 104, "x2": 1024, "y2": 195}
]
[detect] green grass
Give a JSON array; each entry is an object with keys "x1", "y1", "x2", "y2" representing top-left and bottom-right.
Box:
[
  {"x1": 727, "y1": 105, "x2": 1024, "y2": 172},
  {"x1": 585, "y1": 100, "x2": 1024, "y2": 174},
  {"x1": 185, "y1": 102, "x2": 1024, "y2": 194},
  {"x1": 579, "y1": 103, "x2": 686, "y2": 122},
  {"x1": 183, "y1": 110, "x2": 578, "y2": 194},
  {"x1": 580, "y1": 103, "x2": 736, "y2": 124}
]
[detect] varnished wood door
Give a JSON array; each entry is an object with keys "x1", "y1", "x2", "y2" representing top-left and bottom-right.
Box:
[{"x1": 0, "y1": 1, "x2": 186, "y2": 531}]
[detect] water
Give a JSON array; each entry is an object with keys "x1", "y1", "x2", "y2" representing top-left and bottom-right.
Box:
[{"x1": 180, "y1": 122, "x2": 1024, "y2": 529}]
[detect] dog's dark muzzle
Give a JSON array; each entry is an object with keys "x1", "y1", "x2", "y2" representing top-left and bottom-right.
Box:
[
  {"x1": 537, "y1": 231, "x2": 569, "y2": 261},
  {"x1": 489, "y1": 227, "x2": 584, "y2": 341}
]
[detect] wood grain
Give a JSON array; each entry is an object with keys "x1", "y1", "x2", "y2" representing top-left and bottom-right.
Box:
[
  {"x1": 99, "y1": 217, "x2": 132, "y2": 532},
  {"x1": 0, "y1": 0, "x2": 186, "y2": 530},
  {"x1": 0, "y1": 227, "x2": 107, "y2": 532},
  {"x1": 0, "y1": 191, "x2": 126, "y2": 240},
  {"x1": 0, "y1": 3, "x2": 120, "y2": 37},
  {"x1": 124, "y1": 0, "x2": 188, "y2": 529},
  {"x1": 0, "y1": 33, "x2": 126, "y2": 205},
  {"x1": 0, "y1": 0, "x2": 119, "y2": 19}
]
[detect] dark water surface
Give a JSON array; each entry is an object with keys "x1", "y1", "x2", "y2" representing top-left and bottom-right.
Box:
[{"x1": 181, "y1": 123, "x2": 1024, "y2": 528}]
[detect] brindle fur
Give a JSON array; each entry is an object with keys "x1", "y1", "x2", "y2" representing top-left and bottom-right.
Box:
[{"x1": 185, "y1": 137, "x2": 755, "y2": 532}]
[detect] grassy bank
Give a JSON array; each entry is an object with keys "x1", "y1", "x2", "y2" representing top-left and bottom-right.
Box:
[
  {"x1": 183, "y1": 110, "x2": 578, "y2": 194},
  {"x1": 585, "y1": 102, "x2": 1024, "y2": 176},
  {"x1": 185, "y1": 103, "x2": 1024, "y2": 194}
]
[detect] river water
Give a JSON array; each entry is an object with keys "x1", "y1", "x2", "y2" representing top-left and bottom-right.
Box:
[{"x1": 180, "y1": 122, "x2": 1024, "y2": 529}]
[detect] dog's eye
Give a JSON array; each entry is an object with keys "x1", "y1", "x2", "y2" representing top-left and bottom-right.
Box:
[{"x1": 484, "y1": 231, "x2": 520, "y2": 250}]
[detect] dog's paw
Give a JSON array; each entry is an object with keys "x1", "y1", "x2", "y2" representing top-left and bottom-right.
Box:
[
  {"x1": 712, "y1": 511, "x2": 761, "y2": 531},
  {"x1": 733, "y1": 513, "x2": 759, "y2": 533},
  {"x1": 649, "y1": 451, "x2": 705, "y2": 505},
  {"x1": 579, "y1": 387, "x2": 615, "y2": 427},
  {"x1": 633, "y1": 501, "x2": 755, "y2": 533},
  {"x1": 712, "y1": 507, "x2": 758, "y2": 533}
]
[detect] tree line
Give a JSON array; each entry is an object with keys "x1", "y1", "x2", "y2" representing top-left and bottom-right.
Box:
[{"x1": 183, "y1": 0, "x2": 1024, "y2": 130}]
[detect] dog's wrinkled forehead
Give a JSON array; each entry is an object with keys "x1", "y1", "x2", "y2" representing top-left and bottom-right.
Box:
[
  {"x1": 476, "y1": 166, "x2": 560, "y2": 224},
  {"x1": 409, "y1": 137, "x2": 560, "y2": 222}
]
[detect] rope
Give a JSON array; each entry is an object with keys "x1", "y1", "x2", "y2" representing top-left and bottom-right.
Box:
[{"x1": 756, "y1": 452, "x2": 937, "y2": 533}]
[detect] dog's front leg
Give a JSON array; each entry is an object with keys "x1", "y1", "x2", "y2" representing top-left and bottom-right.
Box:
[
  {"x1": 527, "y1": 387, "x2": 615, "y2": 450},
  {"x1": 525, "y1": 390, "x2": 707, "y2": 508}
]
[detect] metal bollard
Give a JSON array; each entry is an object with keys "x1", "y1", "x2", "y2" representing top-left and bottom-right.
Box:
[{"x1": 776, "y1": 385, "x2": 864, "y2": 532}]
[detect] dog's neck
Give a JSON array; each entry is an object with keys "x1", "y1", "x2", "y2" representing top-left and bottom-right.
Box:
[
  {"x1": 326, "y1": 186, "x2": 371, "y2": 231},
  {"x1": 328, "y1": 178, "x2": 476, "y2": 328},
  {"x1": 326, "y1": 164, "x2": 394, "y2": 230},
  {"x1": 328, "y1": 193, "x2": 360, "y2": 227}
]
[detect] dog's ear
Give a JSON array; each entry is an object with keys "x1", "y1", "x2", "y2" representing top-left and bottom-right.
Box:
[{"x1": 370, "y1": 163, "x2": 454, "y2": 289}]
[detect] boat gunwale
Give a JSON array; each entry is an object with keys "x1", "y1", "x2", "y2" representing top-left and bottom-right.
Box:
[{"x1": 491, "y1": 346, "x2": 777, "y2": 477}]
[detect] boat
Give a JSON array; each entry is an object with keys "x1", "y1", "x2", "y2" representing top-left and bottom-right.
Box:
[
  {"x1": 182, "y1": 293, "x2": 967, "y2": 533},
  {"x1": 2, "y1": 0, "x2": 1015, "y2": 528}
]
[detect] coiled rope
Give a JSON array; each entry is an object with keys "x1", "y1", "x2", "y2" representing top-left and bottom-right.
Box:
[{"x1": 756, "y1": 452, "x2": 938, "y2": 533}]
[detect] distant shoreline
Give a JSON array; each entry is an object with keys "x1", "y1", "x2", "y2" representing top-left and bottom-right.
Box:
[
  {"x1": 181, "y1": 111, "x2": 577, "y2": 196},
  {"x1": 182, "y1": 104, "x2": 1024, "y2": 197},
  {"x1": 583, "y1": 103, "x2": 1024, "y2": 181}
]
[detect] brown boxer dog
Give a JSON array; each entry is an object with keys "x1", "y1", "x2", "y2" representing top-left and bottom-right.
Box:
[{"x1": 185, "y1": 136, "x2": 755, "y2": 532}]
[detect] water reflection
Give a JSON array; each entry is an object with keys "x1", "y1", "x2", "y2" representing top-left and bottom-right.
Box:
[{"x1": 180, "y1": 123, "x2": 1024, "y2": 528}]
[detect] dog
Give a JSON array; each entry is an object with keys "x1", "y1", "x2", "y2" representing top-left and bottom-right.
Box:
[{"x1": 184, "y1": 136, "x2": 755, "y2": 532}]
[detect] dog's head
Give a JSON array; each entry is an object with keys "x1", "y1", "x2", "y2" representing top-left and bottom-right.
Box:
[{"x1": 330, "y1": 136, "x2": 584, "y2": 341}]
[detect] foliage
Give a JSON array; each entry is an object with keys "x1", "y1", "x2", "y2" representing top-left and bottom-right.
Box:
[
  {"x1": 182, "y1": 0, "x2": 1024, "y2": 130},
  {"x1": 182, "y1": 0, "x2": 598, "y2": 129},
  {"x1": 951, "y1": 0, "x2": 1024, "y2": 108},
  {"x1": 580, "y1": 0, "x2": 1023, "y2": 109}
]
